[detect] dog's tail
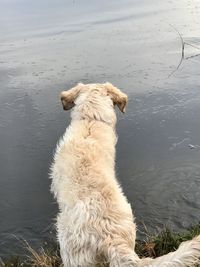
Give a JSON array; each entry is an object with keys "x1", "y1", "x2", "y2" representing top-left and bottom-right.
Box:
[
  {"x1": 108, "y1": 235, "x2": 200, "y2": 267},
  {"x1": 139, "y1": 235, "x2": 200, "y2": 267}
]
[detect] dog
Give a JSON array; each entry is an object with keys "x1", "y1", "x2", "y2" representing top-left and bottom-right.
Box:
[{"x1": 50, "y1": 82, "x2": 200, "y2": 266}]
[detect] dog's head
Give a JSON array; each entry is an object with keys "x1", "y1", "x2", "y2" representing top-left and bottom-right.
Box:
[
  {"x1": 60, "y1": 83, "x2": 128, "y2": 113},
  {"x1": 61, "y1": 83, "x2": 128, "y2": 126}
]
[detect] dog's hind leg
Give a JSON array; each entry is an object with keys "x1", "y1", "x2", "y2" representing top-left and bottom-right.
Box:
[
  {"x1": 105, "y1": 244, "x2": 140, "y2": 267},
  {"x1": 60, "y1": 249, "x2": 98, "y2": 267},
  {"x1": 60, "y1": 242, "x2": 102, "y2": 267}
]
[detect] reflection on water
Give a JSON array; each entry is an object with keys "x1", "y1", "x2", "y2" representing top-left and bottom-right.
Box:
[{"x1": 1, "y1": 0, "x2": 200, "y2": 257}]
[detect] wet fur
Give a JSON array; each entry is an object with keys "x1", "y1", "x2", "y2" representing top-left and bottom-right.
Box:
[{"x1": 50, "y1": 83, "x2": 200, "y2": 267}]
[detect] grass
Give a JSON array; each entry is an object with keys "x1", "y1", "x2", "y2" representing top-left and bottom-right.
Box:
[
  {"x1": 1, "y1": 223, "x2": 200, "y2": 267},
  {"x1": 136, "y1": 223, "x2": 200, "y2": 258}
]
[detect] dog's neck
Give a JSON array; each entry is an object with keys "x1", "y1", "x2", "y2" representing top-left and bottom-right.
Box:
[
  {"x1": 71, "y1": 93, "x2": 117, "y2": 127},
  {"x1": 71, "y1": 112, "x2": 115, "y2": 128}
]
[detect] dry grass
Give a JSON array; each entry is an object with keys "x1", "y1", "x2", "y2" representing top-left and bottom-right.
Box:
[
  {"x1": 0, "y1": 240, "x2": 62, "y2": 267},
  {"x1": 1, "y1": 223, "x2": 200, "y2": 267}
]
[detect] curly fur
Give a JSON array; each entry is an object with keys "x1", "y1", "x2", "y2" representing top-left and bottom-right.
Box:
[{"x1": 50, "y1": 83, "x2": 200, "y2": 267}]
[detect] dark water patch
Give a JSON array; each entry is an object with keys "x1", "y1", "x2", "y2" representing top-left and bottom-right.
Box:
[
  {"x1": 116, "y1": 87, "x2": 200, "y2": 235},
  {"x1": 0, "y1": 90, "x2": 63, "y2": 257}
]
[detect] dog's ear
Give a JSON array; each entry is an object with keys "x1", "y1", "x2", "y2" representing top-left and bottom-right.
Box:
[
  {"x1": 105, "y1": 83, "x2": 128, "y2": 113},
  {"x1": 60, "y1": 83, "x2": 83, "y2": 110}
]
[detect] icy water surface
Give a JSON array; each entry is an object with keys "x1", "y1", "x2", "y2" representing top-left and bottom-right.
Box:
[{"x1": 1, "y1": 0, "x2": 200, "y2": 257}]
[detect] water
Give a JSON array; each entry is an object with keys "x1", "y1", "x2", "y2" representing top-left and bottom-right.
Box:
[{"x1": 1, "y1": 0, "x2": 200, "y2": 257}]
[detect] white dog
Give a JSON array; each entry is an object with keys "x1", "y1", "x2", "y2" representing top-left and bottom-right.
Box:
[{"x1": 50, "y1": 82, "x2": 200, "y2": 267}]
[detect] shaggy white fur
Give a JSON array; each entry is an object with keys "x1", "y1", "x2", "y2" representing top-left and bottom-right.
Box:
[{"x1": 50, "y1": 83, "x2": 200, "y2": 267}]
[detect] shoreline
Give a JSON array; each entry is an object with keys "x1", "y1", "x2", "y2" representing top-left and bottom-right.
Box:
[{"x1": 1, "y1": 223, "x2": 200, "y2": 266}]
